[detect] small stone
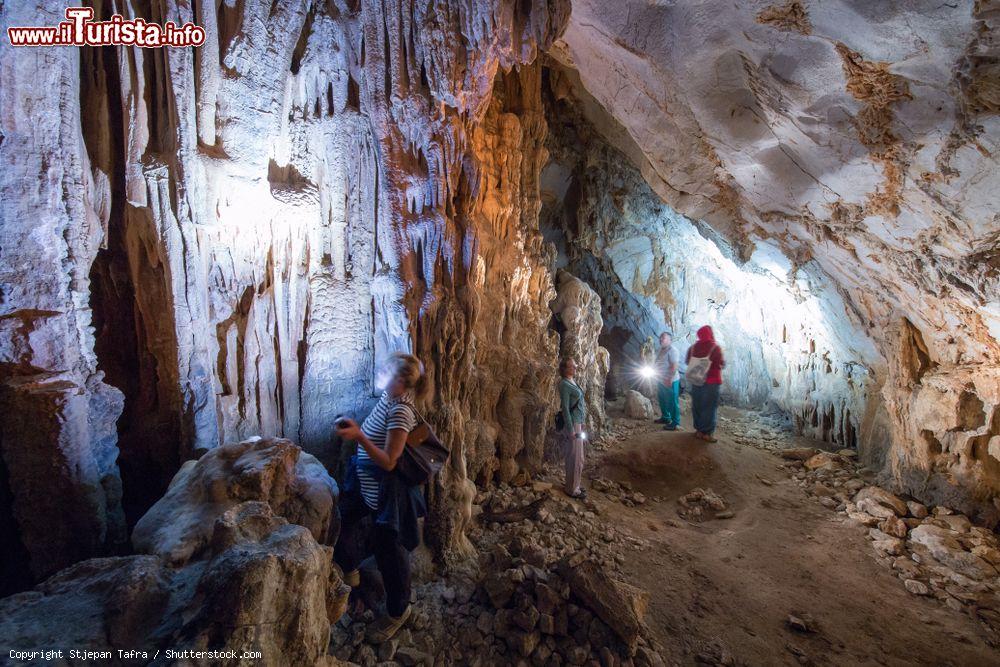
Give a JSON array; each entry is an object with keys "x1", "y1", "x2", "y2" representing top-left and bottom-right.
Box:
[
  {"x1": 378, "y1": 639, "x2": 399, "y2": 661},
  {"x1": 532, "y1": 481, "x2": 554, "y2": 493},
  {"x1": 395, "y1": 646, "x2": 432, "y2": 666},
  {"x1": 785, "y1": 613, "x2": 815, "y2": 633},
  {"x1": 879, "y1": 516, "x2": 908, "y2": 539},
  {"x1": 904, "y1": 579, "x2": 929, "y2": 596},
  {"x1": 906, "y1": 501, "x2": 928, "y2": 519},
  {"x1": 715, "y1": 510, "x2": 735, "y2": 519}
]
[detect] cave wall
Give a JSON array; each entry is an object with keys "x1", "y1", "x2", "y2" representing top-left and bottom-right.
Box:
[
  {"x1": 540, "y1": 82, "x2": 878, "y2": 451},
  {"x1": 550, "y1": 0, "x2": 1000, "y2": 521},
  {"x1": 0, "y1": 0, "x2": 570, "y2": 585}
]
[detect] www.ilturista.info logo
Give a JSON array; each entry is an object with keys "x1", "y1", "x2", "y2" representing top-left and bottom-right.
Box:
[{"x1": 8, "y1": 7, "x2": 206, "y2": 48}]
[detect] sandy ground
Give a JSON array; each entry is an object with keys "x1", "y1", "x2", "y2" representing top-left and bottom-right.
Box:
[{"x1": 586, "y1": 405, "x2": 999, "y2": 667}]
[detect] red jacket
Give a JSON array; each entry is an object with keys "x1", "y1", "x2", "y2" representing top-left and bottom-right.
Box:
[{"x1": 686, "y1": 326, "x2": 725, "y2": 385}]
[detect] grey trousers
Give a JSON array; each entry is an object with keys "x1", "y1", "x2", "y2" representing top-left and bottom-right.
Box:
[{"x1": 564, "y1": 430, "x2": 585, "y2": 494}]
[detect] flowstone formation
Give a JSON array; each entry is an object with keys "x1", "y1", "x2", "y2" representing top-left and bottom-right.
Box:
[
  {"x1": 1, "y1": 0, "x2": 571, "y2": 588},
  {"x1": 551, "y1": 270, "x2": 610, "y2": 435},
  {"x1": 548, "y1": 0, "x2": 1000, "y2": 518}
]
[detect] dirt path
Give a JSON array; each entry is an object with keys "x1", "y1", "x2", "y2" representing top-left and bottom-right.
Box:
[{"x1": 587, "y1": 406, "x2": 999, "y2": 666}]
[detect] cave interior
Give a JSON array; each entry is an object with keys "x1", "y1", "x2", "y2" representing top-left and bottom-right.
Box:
[{"x1": 1, "y1": 0, "x2": 998, "y2": 663}]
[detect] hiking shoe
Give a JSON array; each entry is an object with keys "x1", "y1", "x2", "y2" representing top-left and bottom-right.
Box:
[
  {"x1": 654, "y1": 418, "x2": 669, "y2": 424},
  {"x1": 366, "y1": 606, "x2": 411, "y2": 643},
  {"x1": 568, "y1": 489, "x2": 587, "y2": 500},
  {"x1": 663, "y1": 423, "x2": 677, "y2": 431},
  {"x1": 703, "y1": 433, "x2": 718, "y2": 443}
]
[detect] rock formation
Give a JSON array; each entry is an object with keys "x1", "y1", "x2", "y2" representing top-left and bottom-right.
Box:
[
  {"x1": 540, "y1": 85, "x2": 878, "y2": 448},
  {"x1": 551, "y1": 270, "x2": 610, "y2": 433},
  {"x1": 1, "y1": 0, "x2": 571, "y2": 587},
  {"x1": 0, "y1": 438, "x2": 349, "y2": 663},
  {"x1": 0, "y1": 501, "x2": 348, "y2": 666},
  {"x1": 132, "y1": 438, "x2": 338, "y2": 565},
  {"x1": 551, "y1": 0, "x2": 999, "y2": 520},
  {"x1": 1, "y1": 0, "x2": 998, "y2": 598}
]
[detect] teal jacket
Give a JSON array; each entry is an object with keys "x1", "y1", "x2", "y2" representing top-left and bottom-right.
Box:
[{"x1": 560, "y1": 378, "x2": 586, "y2": 428}]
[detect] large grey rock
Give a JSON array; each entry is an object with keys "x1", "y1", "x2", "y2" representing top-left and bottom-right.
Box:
[
  {"x1": 132, "y1": 438, "x2": 338, "y2": 565},
  {"x1": 624, "y1": 390, "x2": 655, "y2": 420}
]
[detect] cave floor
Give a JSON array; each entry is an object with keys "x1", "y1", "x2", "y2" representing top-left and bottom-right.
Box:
[{"x1": 585, "y1": 405, "x2": 998, "y2": 666}]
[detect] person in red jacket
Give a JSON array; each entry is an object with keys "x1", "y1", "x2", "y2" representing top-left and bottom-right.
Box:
[{"x1": 685, "y1": 325, "x2": 725, "y2": 442}]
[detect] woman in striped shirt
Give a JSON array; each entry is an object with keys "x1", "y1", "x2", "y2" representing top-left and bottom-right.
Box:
[{"x1": 334, "y1": 352, "x2": 427, "y2": 643}]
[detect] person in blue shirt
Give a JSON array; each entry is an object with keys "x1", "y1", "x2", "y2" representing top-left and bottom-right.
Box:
[{"x1": 655, "y1": 331, "x2": 682, "y2": 431}]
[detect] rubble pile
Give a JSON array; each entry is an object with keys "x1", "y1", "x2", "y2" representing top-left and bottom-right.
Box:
[
  {"x1": 780, "y1": 450, "x2": 1000, "y2": 635},
  {"x1": 676, "y1": 488, "x2": 733, "y2": 521},
  {"x1": 589, "y1": 400, "x2": 663, "y2": 452},
  {"x1": 721, "y1": 413, "x2": 792, "y2": 452},
  {"x1": 592, "y1": 477, "x2": 649, "y2": 507},
  {"x1": 331, "y1": 482, "x2": 665, "y2": 666},
  {"x1": 717, "y1": 411, "x2": 1000, "y2": 636}
]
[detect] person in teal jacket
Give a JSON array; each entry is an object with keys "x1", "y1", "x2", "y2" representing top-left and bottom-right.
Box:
[{"x1": 559, "y1": 357, "x2": 587, "y2": 498}]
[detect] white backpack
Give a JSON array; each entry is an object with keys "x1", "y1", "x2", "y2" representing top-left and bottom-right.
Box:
[{"x1": 686, "y1": 344, "x2": 716, "y2": 387}]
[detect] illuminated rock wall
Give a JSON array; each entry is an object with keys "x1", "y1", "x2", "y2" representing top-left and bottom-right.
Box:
[
  {"x1": 541, "y1": 87, "x2": 879, "y2": 452},
  {"x1": 0, "y1": 0, "x2": 569, "y2": 585},
  {"x1": 552, "y1": 0, "x2": 1000, "y2": 522}
]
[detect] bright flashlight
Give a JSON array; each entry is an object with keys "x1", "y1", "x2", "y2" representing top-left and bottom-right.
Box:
[{"x1": 639, "y1": 365, "x2": 655, "y2": 379}]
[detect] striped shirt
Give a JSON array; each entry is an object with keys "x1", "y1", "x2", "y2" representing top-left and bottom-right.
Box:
[{"x1": 356, "y1": 390, "x2": 418, "y2": 509}]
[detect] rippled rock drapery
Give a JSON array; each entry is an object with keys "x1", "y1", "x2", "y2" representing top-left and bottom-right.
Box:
[
  {"x1": 550, "y1": 1, "x2": 1000, "y2": 520},
  {"x1": 0, "y1": 0, "x2": 570, "y2": 587}
]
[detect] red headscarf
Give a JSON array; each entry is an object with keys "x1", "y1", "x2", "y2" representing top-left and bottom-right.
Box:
[{"x1": 689, "y1": 325, "x2": 724, "y2": 384}]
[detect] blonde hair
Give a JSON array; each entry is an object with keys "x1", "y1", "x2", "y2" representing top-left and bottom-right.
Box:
[{"x1": 384, "y1": 352, "x2": 428, "y2": 398}]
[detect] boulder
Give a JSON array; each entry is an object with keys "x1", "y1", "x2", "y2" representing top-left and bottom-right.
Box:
[
  {"x1": 909, "y1": 524, "x2": 998, "y2": 581},
  {"x1": 0, "y1": 502, "x2": 346, "y2": 665},
  {"x1": 853, "y1": 486, "x2": 908, "y2": 518},
  {"x1": 133, "y1": 438, "x2": 338, "y2": 565},
  {"x1": 804, "y1": 452, "x2": 842, "y2": 471},
  {"x1": 845, "y1": 502, "x2": 880, "y2": 527},
  {"x1": 779, "y1": 447, "x2": 819, "y2": 461},
  {"x1": 563, "y1": 560, "x2": 647, "y2": 651},
  {"x1": 624, "y1": 390, "x2": 655, "y2": 420}
]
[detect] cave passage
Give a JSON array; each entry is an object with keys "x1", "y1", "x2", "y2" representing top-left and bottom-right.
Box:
[{"x1": 0, "y1": 0, "x2": 998, "y2": 664}]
